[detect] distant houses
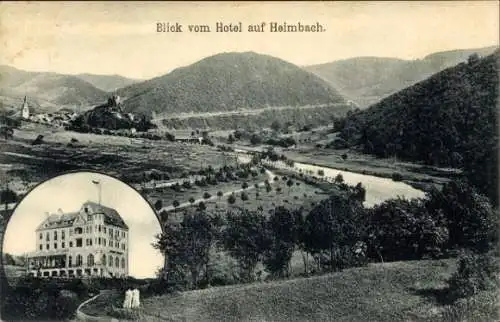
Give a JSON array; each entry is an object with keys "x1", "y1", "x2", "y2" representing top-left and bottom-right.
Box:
[{"x1": 175, "y1": 135, "x2": 203, "y2": 144}]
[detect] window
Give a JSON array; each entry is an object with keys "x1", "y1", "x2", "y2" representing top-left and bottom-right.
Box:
[
  {"x1": 39, "y1": 233, "x2": 43, "y2": 240},
  {"x1": 115, "y1": 257, "x2": 119, "y2": 267},
  {"x1": 103, "y1": 227, "x2": 106, "y2": 233},
  {"x1": 109, "y1": 240, "x2": 112, "y2": 247},
  {"x1": 62, "y1": 231, "x2": 65, "y2": 240},
  {"x1": 46, "y1": 232, "x2": 50, "y2": 241},
  {"x1": 39, "y1": 245, "x2": 42, "y2": 250},
  {"x1": 69, "y1": 241, "x2": 73, "y2": 248},
  {"x1": 103, "y1": 239, "x2": 106, "y2": 246},
  {"x1": 46, "y1": 244, "x2": 49, "y2": 250},
  {"x1": 84, "y1": 207, "x2": 88, "y2": 213},
  {"x1": 102, "y1": 254, "x2": 107, "y2": 266},
  {"x1": 109, "y1": 228, "x2": 113, "y2": 237},
  {"x1": 75, "y1": 227, "x2": 83, "y2": 234},
  {"x1": 87, "y1": 215, "x2": 92, "y2": 221},
  {"x1": 122, "y1": 231, "x2": 125, "y2": 238},
  {"x1": 109, "y1": 255, "x2": 113, "y2": 267},
  {"x1": 54, "y1": 243, "x2": 57, "y2": 249},
  {"x1": 69, "y1": 256, "x2": 73, "y2": 267},
  {"x1": 115, "y1": 241, "x2": 119, "y2": 248},
  {"x1": 76, "y1": 254, "x2": 83, "y2": 266},
  {"x1": 54, "y1": 231, "x2": 57, "y2": 240},
  {"x1": 121, "y1": 258, "x2": 125, "y2": 269},
  {"x1": 122, "y1": 243, "x2": 125, "y2": 250},
  {"x1": 62, "y1": 242, "x2": 65, "y2": 248},
  {"x1": 76, "y1": 238, "x2": 82, "y2": 247},
  {"x1": 87, "y1": 254, "x2": 94, "y2": 266},
  {"x1": 85, "y1": 226, "x2": 89, "y2": 234},
  {"x1": 89, "y1": 226, "x2": 93, "y2": 234},
  {"x1": 98, "y1": 237, "x2": 101, "y2": 245},
  {"x1": 98, "y1": 225, "x2": 101, "y2": 233}
]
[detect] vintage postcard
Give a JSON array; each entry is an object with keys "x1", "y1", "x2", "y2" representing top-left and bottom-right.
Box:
[{"x1": 0, "y1": 1, "x2": 498, "y2": 321}]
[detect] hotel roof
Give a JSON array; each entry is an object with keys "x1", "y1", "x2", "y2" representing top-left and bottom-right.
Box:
[{"x1": 36, "y1": 201, "x2": 128, "y2": 231}]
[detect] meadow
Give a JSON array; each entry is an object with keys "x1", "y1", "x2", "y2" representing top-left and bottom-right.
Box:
[{"x1": 81, "y1": 259, "x2": 499, "y2": 322}]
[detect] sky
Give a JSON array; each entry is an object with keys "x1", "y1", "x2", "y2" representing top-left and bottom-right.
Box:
[
  {"x1": 2, "y1": 171, "x2": 164, "y2": 279},
  {"x1": 0, "y1": 1, "x2": 498, "y2": 79}
]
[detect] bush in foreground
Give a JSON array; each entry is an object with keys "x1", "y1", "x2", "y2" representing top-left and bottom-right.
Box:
[{"x1": 446, "y1": 251, "x2": 500, "y2": 301}]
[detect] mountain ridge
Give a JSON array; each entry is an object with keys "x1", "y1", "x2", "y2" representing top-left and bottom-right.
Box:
[{"x1": 305, "y1": 45, "x2": 498, "y2": 107}]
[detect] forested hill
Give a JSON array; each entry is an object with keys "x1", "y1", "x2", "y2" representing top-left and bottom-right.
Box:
[
  {"x1": 305, "y1": 46, "x2": 497, "y2": 108},
  {"x1": 117, "y1": 52, "x2": 346, "y2": 116},
  {"x1": 334, "y1": 51, "x2": 499, "y2": 205}
]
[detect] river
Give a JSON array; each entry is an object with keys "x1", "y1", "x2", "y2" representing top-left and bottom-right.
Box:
[{"x1": 236, "y1": 153, "x2": 425, "y2": 207}]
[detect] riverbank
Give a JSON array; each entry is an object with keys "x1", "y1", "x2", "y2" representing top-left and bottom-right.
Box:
[{"x1": 243, "y1": 144, "x2": 459, "y2": 192}]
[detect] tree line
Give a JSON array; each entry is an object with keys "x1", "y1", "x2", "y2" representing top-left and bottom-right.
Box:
[{"x1": 154, "y1": 178, "x2": 498, "y2": 291}]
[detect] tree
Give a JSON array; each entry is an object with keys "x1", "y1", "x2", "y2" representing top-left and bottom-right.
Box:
[
  {"x1": 241, "y1": 182, "x2": 249, "y2": 190},
  {"x1": 303, "y1": 194, "x2": 366, "y2": 272},
  {"x1": 217, "y1": 191, "x2": 223, "y2": 201},
  {"x1": 266, "y1": 185, "x2": 272, "y2": 194},
  {"x1": 334, "y1": 173, "x2": 344, "y2": 184},
  {"x1": 203, "y1": 192, "x2": 211, "y2": 200},
  {"x1": 154, "y1": 200, "x2": 163, "y2": 211},
  {"x1": 1, "y1": 188, "x2": 17, "y2": 205},
  {"x1": 227, "y1": 194, "x2": 236, "y2": 205},
  {"x1": 351, "y1": 182, "x2": 366, "y2": 203},
  {"x1": 189, "y1": 197, "x2": 195, "y2": 205},
  {"x1": 197, "y1": 202, "x2": 207, "y2": 211},
  {"x1": 425, "y1": 180, "x2": 499, "y2": 253},
  {"x1": 270, "y1": 120, "x2": 281, "y2": 133},
  {"x1": 366, "y1": 197, "x2": 448, "y2": 262},
  {"x1": 250, "y1": 134, "x2": 262, "y2": 145},
  {"x1": 172, "y1": 200, "x2": 180, "y2": 213},
  {"x1": 286, "y1": 179, "x2": 294, "y2": 195},
  {"x1": 154, "y1": 212, "x2": 217, "y2": 289},
  {"x1": 223, "y1": 210, "x2": 268, "y2": 281},
  {"x1": 263, "y1": 207, "x2": 298, "y2": 278},
  {"x1": 240, "y1": 191, "x2": 249, "y2": 202}
]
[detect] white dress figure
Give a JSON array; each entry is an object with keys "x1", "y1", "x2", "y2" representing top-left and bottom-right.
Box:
[
  {"x1": 123, "y1": 289, "x2": 133, "y2": 309},
  {"x1": 131, "y1": 288, "x2": 141, "y2": 308}
]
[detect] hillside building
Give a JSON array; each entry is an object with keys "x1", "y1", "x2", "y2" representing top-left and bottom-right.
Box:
[{"x1": 26, "y1": 201, "x2": 129, "y2": 278}]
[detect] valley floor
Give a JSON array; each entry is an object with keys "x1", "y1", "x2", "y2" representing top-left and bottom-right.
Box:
[{"x1": 81, "y1": 259, "x2": 499, "y2": 322}]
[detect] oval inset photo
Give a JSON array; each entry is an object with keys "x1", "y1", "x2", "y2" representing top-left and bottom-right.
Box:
[{"x1": 2, "y1": 171, "x2": 164, "y2": 285}]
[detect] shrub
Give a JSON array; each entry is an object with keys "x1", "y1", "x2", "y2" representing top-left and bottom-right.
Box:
[
  {"x1": 391, "y1": 172, "x2": 404, "y2": 181},
  {"x1": 447, "y1": 252, "x2": 500, "y2": 301}
]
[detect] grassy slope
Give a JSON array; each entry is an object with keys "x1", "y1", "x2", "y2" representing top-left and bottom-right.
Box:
[{"x1": 137, "y1": 259, "x2": 467, "y2": 322}]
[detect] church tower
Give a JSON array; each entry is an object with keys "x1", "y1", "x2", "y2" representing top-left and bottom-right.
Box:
[{"x1": 21, "y1": 96, "x2": 30, "y2": 119}]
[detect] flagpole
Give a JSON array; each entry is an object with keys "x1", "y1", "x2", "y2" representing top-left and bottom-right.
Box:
[{"x1": 92, "y1": 180, "x2": 102, "y2": 205}]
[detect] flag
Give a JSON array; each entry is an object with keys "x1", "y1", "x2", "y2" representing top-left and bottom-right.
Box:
[{"x1": 92, "y1": 180, "x2": 100, "y2": 185}]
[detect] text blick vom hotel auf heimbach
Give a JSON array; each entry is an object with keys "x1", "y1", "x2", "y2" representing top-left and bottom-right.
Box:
[{"x1": 156, "y1": 22, "x2": 326, "y2": 33}]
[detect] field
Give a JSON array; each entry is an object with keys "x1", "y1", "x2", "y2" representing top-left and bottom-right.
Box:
[
  {"x1": 160, "y1": 171, "x2": 330, "y2": 224},
  {"x1": 0, "y1": 124, "x2": 240, "y2": 188},
  {"x1": 81, "y1": 259, "x2": 499, "y2": 322}
]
